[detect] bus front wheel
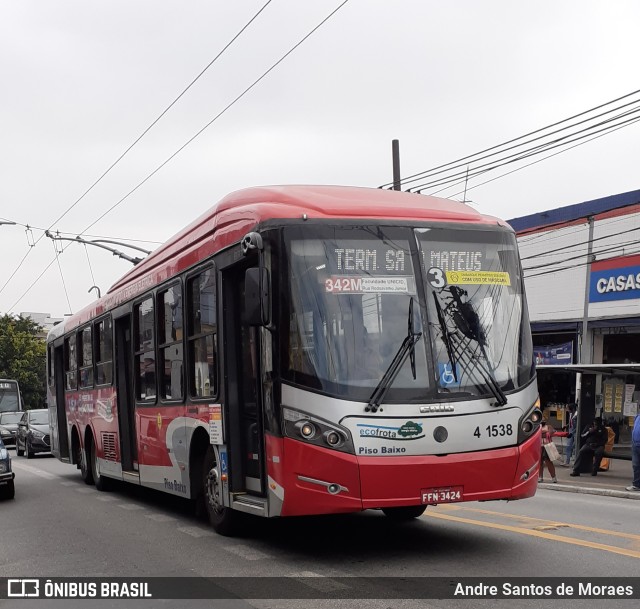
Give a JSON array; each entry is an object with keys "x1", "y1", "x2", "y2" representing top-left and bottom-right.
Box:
[
  {"x1": 382, "y1": 505, "x2": 427, "y2": 521},
  {"x1": 203, "y1": 446, "x2": 238, "y2": 536}
]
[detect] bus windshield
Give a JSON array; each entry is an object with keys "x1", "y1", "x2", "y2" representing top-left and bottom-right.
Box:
[
  {"x1": 281, "y1": 224, "x2": 534, "y2": 403},
  {"x1": 418, "y1": 226, "x2": 534, "y2": 400},
  {"x1": 0, "y1": 380, "x2": 20, "y2": 412}
]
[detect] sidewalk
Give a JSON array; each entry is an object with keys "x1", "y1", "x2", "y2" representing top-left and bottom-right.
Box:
[{"x1": 538, "y1": 449, "x2": 640, "y2": 500}]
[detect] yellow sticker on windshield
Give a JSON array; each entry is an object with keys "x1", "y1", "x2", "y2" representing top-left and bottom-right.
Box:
[{"x1": 445, "y1": 270, "x2": 511, "y2": 286}]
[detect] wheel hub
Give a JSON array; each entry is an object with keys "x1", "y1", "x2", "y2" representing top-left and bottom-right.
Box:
[{"x1": 206, "y1": 466, "x2": 223, "y2": 514}]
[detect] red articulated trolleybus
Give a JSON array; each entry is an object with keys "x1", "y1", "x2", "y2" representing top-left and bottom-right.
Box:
[{"x1": 47, "y1": 185, "x2": 541, "y2": 535}]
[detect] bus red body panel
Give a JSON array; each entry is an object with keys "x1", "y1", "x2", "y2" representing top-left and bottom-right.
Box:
[
  {"x1": 276, "y1": 431, "x2": 539, "y2": 516},
  {"x1": 357, "y1": 431, "x2": 539, "y2": 507},
  {"x1": 279, "y1": 437, "x2": 362, "y2": 516}
]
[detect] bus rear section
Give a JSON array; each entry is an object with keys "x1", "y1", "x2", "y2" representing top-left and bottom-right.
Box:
[{"x1": 0, "y1": 379, "x2": 23, "y2": 413}]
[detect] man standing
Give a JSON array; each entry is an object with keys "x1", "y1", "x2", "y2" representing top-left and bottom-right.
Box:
[
  {"x1": 626, "y1": 413, "x2": 640, "y2": 492},
  {"x1": 570, "y1": 417, "x2": 608, "y2": 477}
]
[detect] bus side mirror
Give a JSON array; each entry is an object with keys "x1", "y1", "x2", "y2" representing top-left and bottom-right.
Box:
[{"x1": 245, "y1": 267, "x2": 270, "y2": 326}]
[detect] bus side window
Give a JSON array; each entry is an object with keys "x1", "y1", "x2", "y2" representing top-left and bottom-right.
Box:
[
  {"x1": 158, "y1": 283, "x2": 184, "y2": 400},
  {"x1": 134, "y1": 297, "x2": 156, "y2": 401},
  {"x1": 64, "y1": 335, "x2": 77, "y2": 391},
  {"x1": 79, "y1": 326, "x2": 94, "y2": 389},
  {"x1": 187, "y1": 268, "x2": 217, "y2": 398},
  {"x1": 95, "y1": 317, "x2": 113, "y2": 385}
]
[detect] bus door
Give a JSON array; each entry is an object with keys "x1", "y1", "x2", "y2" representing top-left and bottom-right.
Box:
[
  {"x1": 52, "y1": 345, "x2": 70, "y2": 460},
  {"x1": 222, "y1": 263, "x2": 266, "y2": 497},
  {"x1": 114, "y1": 313, "x2": 138, "y2": 472}
]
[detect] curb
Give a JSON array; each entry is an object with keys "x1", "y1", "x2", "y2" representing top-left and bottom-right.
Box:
[{"x1": 538, "y1": 482, "x2": 640, "y2": 500}]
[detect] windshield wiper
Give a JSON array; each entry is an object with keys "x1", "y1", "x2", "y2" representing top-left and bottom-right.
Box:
[
  {"x1": 366, "y1": 298, "x2": 422, "y2": 413},
  {"x1": 435, "y1": 288, "x2": 507, "y2": 407}
]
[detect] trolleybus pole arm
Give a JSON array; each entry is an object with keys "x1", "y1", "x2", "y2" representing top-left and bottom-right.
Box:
[{"x1": 44, "y1": 231, "x2": 144, "y2": 264}]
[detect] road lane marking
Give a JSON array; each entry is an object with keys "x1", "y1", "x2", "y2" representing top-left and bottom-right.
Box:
[
  {"x1": 287, "y1": 572, "x2": 350, "y2": 592},
  {"x1": 11, "y1": 461, "x2": 57, "y2": 479},
  {"x1": 145, "y1": 513, "x2": 177, "y2": 522},
  {"x1": 438, "y1": 505, "x2": 640, "y2": 541},
  {"x1": 117, "y1": 503, "x2": 145, "y2": 511},
  {"x1": 75, "y1": 487, "x2": 95, "y2": 494},
  {"x1": 222, "y1": 544, "x2": 272, "y2": 560},
  {"x1": 423, "y1": 511, "x2": 640, "y2": 559},
  {"x1": 177, "y1": 525, "x2": 215, "y2": 538},
  {"x1": 96, "y1": 495, "x2": 117, "y2": 502}
]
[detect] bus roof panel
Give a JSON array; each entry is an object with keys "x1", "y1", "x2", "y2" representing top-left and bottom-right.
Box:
[{"x1": 51, "y1": 186, "x2": 506, "y2": 338}]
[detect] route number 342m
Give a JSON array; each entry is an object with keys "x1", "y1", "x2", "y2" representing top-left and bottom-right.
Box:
[{"x1": 474, "y1": 424, "x2": 513, "y2": 438}]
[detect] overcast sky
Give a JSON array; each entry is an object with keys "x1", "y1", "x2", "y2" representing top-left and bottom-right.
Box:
[{"x1": 1, "y1": 0, "x2": 639, "y2": 319}]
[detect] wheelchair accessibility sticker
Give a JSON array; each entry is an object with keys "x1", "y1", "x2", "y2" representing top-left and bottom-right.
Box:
[{"x1": 438, "y1": 363, "x2": 462, "y2": 387}]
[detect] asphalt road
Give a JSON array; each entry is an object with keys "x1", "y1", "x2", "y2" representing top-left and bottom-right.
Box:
[{"x1": 2, "y1": 451, "x2": 639, "y2": 609}]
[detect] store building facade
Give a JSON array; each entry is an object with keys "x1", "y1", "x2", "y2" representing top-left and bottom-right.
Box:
[{"x1": 508, "y1": 188, "x2": 640, "y2": 447}]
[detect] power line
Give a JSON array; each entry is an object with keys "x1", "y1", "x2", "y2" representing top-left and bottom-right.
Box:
[
  {"x1": 379, "y1": 87, "x2": 640, "y2": 189},
  {"x1": 407, "y1": 99, "x2": 640, "y2": 191},
  {"x1": 0, "y1": 0, "x2": 274, "y2": 301},
  {"x1": 79, "y1": 0, "x2": 351, "y2": 234},
  {"x1": 427, "y1": 115, "x2": 640, "y2": 200},
  {"x1": 411, "y1": 107, "x2": 640, "y2": 193},
  {"x1": 520, "y1": 223, "x2": 640, "y2": 263},
  {"x1": 45, "y1": 0, "x2": 275, "y2": 233},
  {"x1": 7, "y1": 0, "x2": 352, "y2": 312}
]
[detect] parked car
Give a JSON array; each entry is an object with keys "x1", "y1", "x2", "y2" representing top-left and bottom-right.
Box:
[
  {"x1": 0, "y1": 411, "x2": 23, "y2": 447},
  {"x1": 0, "y1": 436, "x2": 15, "y2": 499},
  {"x1": 16, "y1": 409, "x2": 51, "y2": 458}
]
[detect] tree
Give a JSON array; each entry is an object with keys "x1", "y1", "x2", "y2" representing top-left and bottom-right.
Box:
[{"x1": 0, "y1": 314, "x2": 47, "y2": 409}]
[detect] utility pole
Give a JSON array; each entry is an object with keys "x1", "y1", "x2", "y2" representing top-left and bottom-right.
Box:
[{"x1": 392, "y1": 139, "x2": 401, "y2": 191}]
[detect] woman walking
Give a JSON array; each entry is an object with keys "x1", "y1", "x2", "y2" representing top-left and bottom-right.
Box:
[{"x1": 539, "y1": 418, "x2": 558, "y2": 483}]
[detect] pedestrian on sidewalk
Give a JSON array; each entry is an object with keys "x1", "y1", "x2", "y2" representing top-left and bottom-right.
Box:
[
  {"x1": 626, "y1": 413, "x2": 640, "y2": 492},
  {"x1": 570, "y1": 417, "x2": 607, "y2": 477},
  {"x1": 563, "y1": 403, "x2": 577, "y2": 466},
  {"x1": 539, "y1": 418, "x2": 558, "y2": 483}
]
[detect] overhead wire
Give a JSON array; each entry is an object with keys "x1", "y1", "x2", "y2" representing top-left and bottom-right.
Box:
[
  {"x1": 0, "y1": 0, "x2": 274, "y2": 302},
  {"x1": 406, "y1": 99, "x2": 640, "y2": 191},
  {"x1": 428, "y1": 114, "x2": 640, "y2": 200},
  {"x1": 411, "y1": 107, "x2": 640, "y2": 193},
  {"x1": 8, "y1": 0, "x2": 352, "y2": 312},
  {"x1": 379, "y1": 87, "x2": 640, "y2": 190},
  {"x1": 79, "y1": 0, "x2": 352, "y2": 235}
]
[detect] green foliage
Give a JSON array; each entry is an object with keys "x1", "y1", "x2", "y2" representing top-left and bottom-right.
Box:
[{"x1": 0, "y1": 314, "x2": 47, "y2": 409}]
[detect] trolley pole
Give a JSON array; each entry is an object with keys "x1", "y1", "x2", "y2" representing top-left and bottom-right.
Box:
[{"x1": 392, "y1": 139, "x2": 401, "y2": 191}]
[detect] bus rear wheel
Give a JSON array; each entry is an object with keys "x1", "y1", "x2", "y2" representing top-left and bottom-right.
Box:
[
  {"x1": 91, "y1": 440, "x2": 112, "y2": 491},
  {"x1": 78, "y1": 442, "x2": 94, "y2": 485},
  {"x1": 203, "y1": 446, "x2": 238, "y2": 536},
  {"x1": 382, "y1": 505, "x2": 427, "y2": 521}
]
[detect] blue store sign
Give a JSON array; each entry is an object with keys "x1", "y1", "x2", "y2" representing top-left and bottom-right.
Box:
[
  {"x1": 534, "y1": 341, "x2": 573, "y2": 365},
  {"x1": 589, "y1": 263, "x2": 640, "y2": 303}
]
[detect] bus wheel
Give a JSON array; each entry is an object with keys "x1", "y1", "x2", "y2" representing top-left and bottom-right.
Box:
[
  {"x1": 91, "y1": 440, "x2": 112, "y2": 491},
  {"x1": 78, "y1": 442, "x2": 94, "y2": 485},
  {"x1": 382, "y1": 505, "x2": 427, "y2": 521},
  {"x1": 203, "y1": 446, "x2": 237, "y2": 536}
]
